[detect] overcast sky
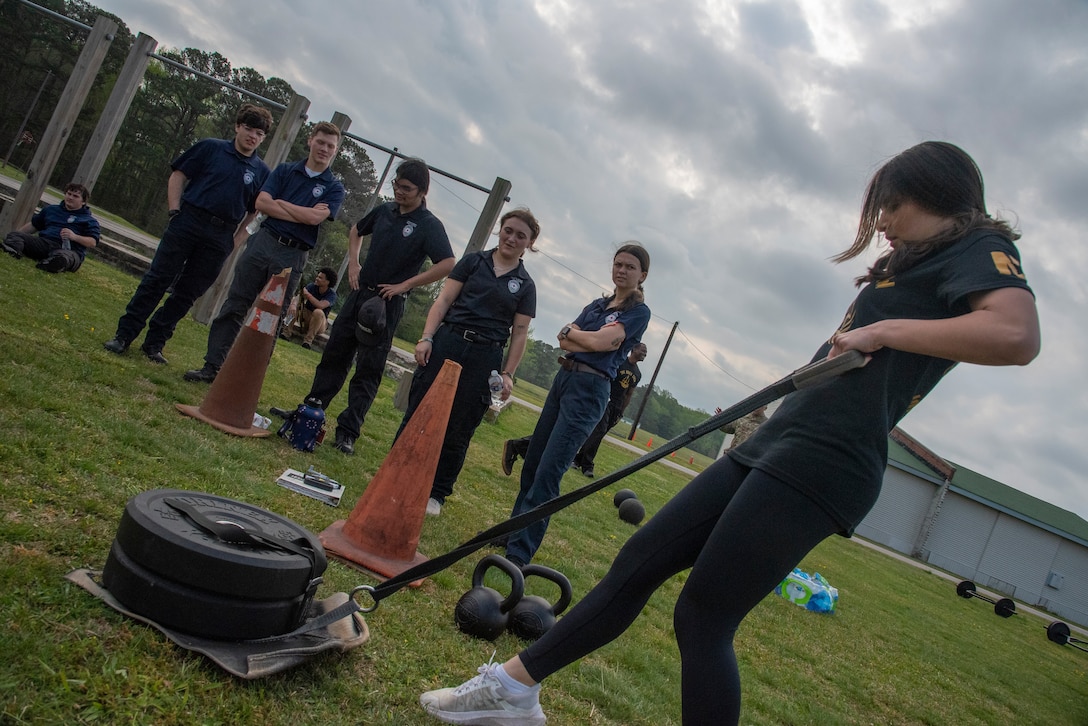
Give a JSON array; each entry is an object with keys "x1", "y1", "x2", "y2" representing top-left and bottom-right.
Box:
[{"x1": 88, "y1": 0, "x2": 1088, "y2": 520}]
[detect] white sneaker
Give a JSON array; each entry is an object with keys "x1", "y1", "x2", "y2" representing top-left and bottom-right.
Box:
[
  {"x1": 426, "y1": 497, "x2": 443, "y2": 516},
  {"x1": 420, "y1": 662, "x2": 545, "y2": 725}
]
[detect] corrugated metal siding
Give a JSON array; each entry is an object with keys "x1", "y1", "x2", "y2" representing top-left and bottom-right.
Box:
[
  {"x1": 976, "y1": 515, "x2": 1060, "y2": 602},
  {"x1": 922, "y1": 493, "x2": 994, "y2": 578},
  {"x1": 854, "y1": 468, "x2": 934, "y2": 552},
  {"x1": 1043, "y1": 540, "x2": 1088, "y2": 625}
]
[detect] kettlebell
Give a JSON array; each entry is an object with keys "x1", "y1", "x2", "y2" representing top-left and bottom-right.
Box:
[
  {"x1": 508, "y1": 564, "x2": 573, "y2": 642},
  {"x1": 453, "y1": 554, "x2": 525, "y2": 641}
]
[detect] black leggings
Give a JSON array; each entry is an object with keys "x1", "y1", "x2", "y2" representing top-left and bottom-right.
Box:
[{"x1": 519, "y1": 456, "x2": 841, "y2": 725}]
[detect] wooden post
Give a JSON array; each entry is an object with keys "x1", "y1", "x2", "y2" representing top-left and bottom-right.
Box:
[
  {"x1": 463, "y1": 177, "x2": 512, "y2": 255},
  {"x1": 72, "y1": 32, "x2": 158, "y2": 193},
  {"x1": 0, "y1": 15, "x2": 117, "y2": 232},
  {"x1": 261, "y1": 93, "x2": 310, "y2": 169}
]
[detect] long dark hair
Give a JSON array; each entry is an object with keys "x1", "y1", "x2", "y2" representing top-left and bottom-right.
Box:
[
  {"x1": 834, "y1": 141, "x2": 1019, "y2": 285},
  {"x1": 608, "y1": 242, "x2": 650, "y2": 312}
]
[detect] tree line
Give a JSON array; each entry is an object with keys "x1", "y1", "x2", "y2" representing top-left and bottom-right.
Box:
[{"x1": 0, "y1": 0, "x2": 727, "y2": 457}]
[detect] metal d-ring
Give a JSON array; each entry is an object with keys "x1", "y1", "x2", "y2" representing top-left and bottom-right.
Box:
[{"x1": 350, "y1": 584, "x2": 379, "y2": 613}]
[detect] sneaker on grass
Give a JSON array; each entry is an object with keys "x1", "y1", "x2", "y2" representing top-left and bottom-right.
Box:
[{"x1": 420, "y1": 661, "x2": 545, "y2": 725}]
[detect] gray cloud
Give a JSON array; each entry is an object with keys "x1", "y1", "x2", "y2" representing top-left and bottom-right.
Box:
[{"x1": 93, "y1": 0, "x2": 1088, "y2": 519}]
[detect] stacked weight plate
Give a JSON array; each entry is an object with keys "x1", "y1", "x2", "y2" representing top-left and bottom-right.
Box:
[{"x1": 102, "y1": 489, "x2": 326, "y2": 640}]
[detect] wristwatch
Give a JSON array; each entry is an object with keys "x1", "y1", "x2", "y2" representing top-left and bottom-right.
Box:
[{"x1": 560, "y1": 325, "x2": 572, "y2": 339}]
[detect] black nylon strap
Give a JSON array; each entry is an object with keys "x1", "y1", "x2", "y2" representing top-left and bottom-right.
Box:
[
  {"x1": 365, "y1": 351, "x2": 865, "y2": 604},
  {"x1": 163, "y1": 497, "x2": 321, "y2": 571}
]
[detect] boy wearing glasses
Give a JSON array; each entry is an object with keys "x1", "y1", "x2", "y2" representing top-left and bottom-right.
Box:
[
  {"x1": 281, "y1": 158, "x2": 455, "y2": 455},
  {"x1": 103, "y1": 103, "x2": 273, "y2": 364}
]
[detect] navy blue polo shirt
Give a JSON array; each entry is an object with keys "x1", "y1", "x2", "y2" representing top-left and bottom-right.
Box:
[
  {"x1": 259, "y1": 160, "x2": 345, "y2": 250},
  {"x1": 172, "y1": 138, "x2": 269, "y2": 224},
  {"x1": 442, "y1": 250, "x2": 536, "y2": 344},
  {"x1": 303, "y1": 282, "x2": 338, "y2": 311},
  {"x1": 31, "y1": 202, "x2": 100, "y2": 261},
  {"x1": 568, "y1": 296, "x2": 651, "y2": 378},
  {"x1": 355, "y1": 201, "x2": 453, "y2": 288}
]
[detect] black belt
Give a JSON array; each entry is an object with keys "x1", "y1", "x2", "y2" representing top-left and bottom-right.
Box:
[
  {"x1": 269, "y1": 232, "x2": 310, "y2": 250},
  {"x1": 557, "y1": 356, "x2": 608, "y2": 378},
  {"x1": 182, "y1": 203, "x2": 234, "y2": 228},
  {"x1": 447, "y1": 326, "x2": 503, "y2": 347}
]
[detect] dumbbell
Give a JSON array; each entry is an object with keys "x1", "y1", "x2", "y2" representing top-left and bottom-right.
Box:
[
  {"x1": 1045, "y1": 620, "x2": 1088, "y2": 653},
  {"x1": 955, "y1": 580, "x2": 1016, "y2": 618}
]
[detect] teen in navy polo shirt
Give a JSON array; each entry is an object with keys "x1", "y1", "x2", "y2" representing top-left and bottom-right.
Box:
[
  {"x1": 3, "y1": 183, "x2": 100, "y2": 272},
  {"x1": 103, "y1": 103, "x2": 273, "y2": 365},
  {"x1": 185, "y1": 122, "x2": 345, "y2": 383},
  {"x1": 504, "y1": 243, "x2": 651, "y2": 567},
  {"x1": 280, "y1": 158, "x2": 455, "y2": 455},
  {"x1": 397, "y1": 207, "x2": 540, "y2": 516}
]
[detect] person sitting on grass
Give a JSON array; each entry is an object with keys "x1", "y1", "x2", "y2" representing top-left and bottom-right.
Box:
[{"x1": 2, "y1": 183, "x2": 100, "y2": 273}]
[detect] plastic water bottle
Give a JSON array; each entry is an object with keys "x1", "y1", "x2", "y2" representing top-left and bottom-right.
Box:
[
  {"x1": 252, "y1": 412, "x2": 272, "y2": 429},
  {"x1": 488, "y1": 370, "x2": 504, "y2": 407}
]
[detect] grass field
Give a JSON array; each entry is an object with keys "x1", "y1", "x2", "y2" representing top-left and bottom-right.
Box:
[{"x1": 1, "y1": 255, "x2": 1085, "y2": 725}]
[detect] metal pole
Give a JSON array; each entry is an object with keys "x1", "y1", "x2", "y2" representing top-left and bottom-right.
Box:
[
  {"x1": 0, "y1": 15, "x2": 117, "y2": 232},
  {"x1": 2, "y1": 71, "x2": 52, "y2": 169},
  {"x1": 149, "y1": 53, "x2": 287, "y2": 110},
  {"x1": 627, "y1": 320, "x2": 677, "y2": 440}
]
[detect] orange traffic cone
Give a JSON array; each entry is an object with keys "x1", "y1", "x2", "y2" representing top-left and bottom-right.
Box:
[
  {"x1": 646, "y1": 437, "x2": 653, "y2": 448},
  {"x1": 176, "y1": 267, "x2": 291, "y2": 437},
  {"x1": 320, "y1": 360, "x2": 461, "y2": 584}
]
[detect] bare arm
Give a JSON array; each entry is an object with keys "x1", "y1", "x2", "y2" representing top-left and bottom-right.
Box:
[
  {"x1": 233, "y1": 210, "x2": 257, "y2": 249},
  {"x1": 303, "y1": 287, "x2": 333, "y2": 311},
  {"x1": 167, "y1": 170, "x2": 187, "y2": 211},
  {"x1": 255, "y1": 191, "x2": 330, "y2": 226},
  {"x1": 60, "y1": 228, "x2": 96, "y2": 249},
  {"x1": 413, "y1": 279, "x2": 463, "y2": 366},
  {"x1": 378, "y1": 256, "x2": 456, "y2": 300},
  {"x1": 499, "y1": 313, "x2": 533, "y2": 400},
  {"x1": 345, "y1": 224, "x2": 364, "y2": 291},
  {"x1": 559, "y1": 322, "x2": 627, "y2": 353},
  {"x1": 829, "y1": 287, "x2": 1040, "y2": 366}
]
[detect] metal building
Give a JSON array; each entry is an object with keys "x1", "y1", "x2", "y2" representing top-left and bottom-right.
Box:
[{"x1": 855, "y1": 428, "x2": 1088, "y2": 627}]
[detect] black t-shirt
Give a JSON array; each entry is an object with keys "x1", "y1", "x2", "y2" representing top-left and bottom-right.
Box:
[
  {"x1": 609, "y1": 360, "x2": 642, "y2": 413},
  {"x1": 730, "y1": 229, "x2": 1033, "y2": 534},
  {"x1": 442, "y1": 250, "x2": 536, "y2": 344},
  {"x1": 355, "y1": 201, "x2": 453, "y2": 288}
]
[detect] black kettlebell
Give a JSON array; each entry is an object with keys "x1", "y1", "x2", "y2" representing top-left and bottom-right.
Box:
[
  {"x1": 508, "y1": 564, "x2": 573, "y2": 642},
  {"x1": 454, "y1": 554, "x2": 525, "y2": 641}
]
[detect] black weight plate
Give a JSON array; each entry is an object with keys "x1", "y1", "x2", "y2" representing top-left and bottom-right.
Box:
[
  {"x1": 994, "y1": 598, "x2": 1016, "y2": 618},
  {"x1": 102, "y1": 540, "x2": 309, "y2": 640},
  {"x1": 113, "y1": 489, "x2": 325, "y2": 600},
  {"x1": 956, "y1": 580, "x2": 977, "y2": 598},
  {"x1": 1047, "y1": 620, "x2": 1071, "y2": 645}
]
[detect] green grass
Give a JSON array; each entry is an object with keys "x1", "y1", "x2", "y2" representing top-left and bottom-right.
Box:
[{"x1": 1, "y1": 256, "x2": 1086, "y2": 725}]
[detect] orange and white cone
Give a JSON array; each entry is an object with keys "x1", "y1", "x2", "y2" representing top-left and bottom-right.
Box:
[
  {"x1": 176, "y1": 267, "x2": 291, "y2": 437},
  {"x1": 321, "y1": 360, "x2": 461, "y2": 584}
]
